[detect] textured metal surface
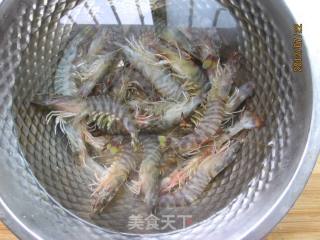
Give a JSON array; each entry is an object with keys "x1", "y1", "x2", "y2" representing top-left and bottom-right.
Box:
[{"x1": 0, "y1": 0, "x2": 319, "y2": 239}]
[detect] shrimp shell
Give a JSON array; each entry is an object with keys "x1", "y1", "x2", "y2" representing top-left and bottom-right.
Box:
[
  {"x1": 119, "y1": 38, "x2": 187, "y2": 100},
  {"x1": 172, "y1": 63, "x2": 235, "y2": 154},
  {"x1": 225, "y1": 81, "x2": 255, "y2": 113},
  {"x1": 129, "y1": 137, "x2": 162, "y2": 213},
  {"x1": 86, "y1": 95, "x2": 139, "y2": 147},
  {"x1": 157, "y1": 46, "x2": 208, "y2": 89},
  {"x1": 54, "y1": 27, "x2": 95, "y2": 96},
  {"x1": 136, "y1": 96, "x2": 202, "y2": 131},
  {"x1": 159, "y1": 141, "x2": 241, "y2": 207},
  {"x1": 75, "y1": 51, "x2": 118, "y2": 97},
  {"x1": 172, "y1": 97, "x2": 225, "y2": 154},
  {"x1": 91, "y1": 147, "x2": 137, "y2": 213},
  {"x1": 161, "y1": 111, "x2": 263, "y2": 193}
]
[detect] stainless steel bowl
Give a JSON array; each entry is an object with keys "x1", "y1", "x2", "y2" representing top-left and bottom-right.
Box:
[{"x1": 0, "y1": 0, "x2": 319, "y2": 239}]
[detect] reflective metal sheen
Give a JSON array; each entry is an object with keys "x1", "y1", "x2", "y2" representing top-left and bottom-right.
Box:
[{"x1": 0, "y1": 0, "x2": 319, "y2": 239}]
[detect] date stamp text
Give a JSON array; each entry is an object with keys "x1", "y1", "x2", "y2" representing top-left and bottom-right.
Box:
[{"x1": 292, "y1": 24, "x2": 303, "y2": 72}]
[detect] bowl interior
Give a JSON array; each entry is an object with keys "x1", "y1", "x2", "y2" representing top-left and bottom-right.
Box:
[{"x1": 0, "y1": 0, "x2": 311, "y2": 235}]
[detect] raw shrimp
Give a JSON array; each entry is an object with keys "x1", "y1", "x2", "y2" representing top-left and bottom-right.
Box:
[
  {"x1": 190, "y1": 80, "x2": 255, "y2": 127},
  {"x1": 91, "y1": 147, "x2": 137, "y2": 213},
  {"x1": 160, "y1": 111, "x2": 263, "y2": 193},
  {"x1": 55, "y1": 27, "x2": 119, "y2": 98},
  {"x1": 128, "y1": 137, "x2": 162, "y2": 213},
  {"x1": 86, "y1": 95, "x2": 139, "y2": 148},
  {"x1": 32, "y1": 94, "x2": 139, "y2": 148},
  {"x1": 156, "y1": 46, "x2": 208, "y2": 90},
  {"x1": 171, "y1": 63, "x2": 235, "y2": 155},
  {"x1": 87, "y1": 28, "x2": 108, "y2": 56},
  {"x1": 75, "y1": 51, "x2": 119, "y2": 97},
  {"x1": 159, "y1": 141, "x2": 241, "y2": 207},
  {"x1": 118, "y1": 38, "x2": 188, "y2": 100},
  {"x1": 54, "y1": 27, "x2": 95, "y2": 96},
  {"x1": 134, "y1": 96, "x2": 202, "y2": 131}
]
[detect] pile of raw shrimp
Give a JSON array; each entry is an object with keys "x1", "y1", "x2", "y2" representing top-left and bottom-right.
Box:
[{"x1": 32, "y1": 27, "x2": 263, "y2": 214}]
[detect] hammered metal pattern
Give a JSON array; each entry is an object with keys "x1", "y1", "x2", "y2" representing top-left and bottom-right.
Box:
[{"x1": 0, "y1": 0, "x2": 302, "y2": 238}]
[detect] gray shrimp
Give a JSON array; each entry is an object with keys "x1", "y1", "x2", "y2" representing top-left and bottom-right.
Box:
[
  {"x1": 127, "y1": 137, "x2": 162, "y2": 213},
  {"x1": 160, "y1": 111, "x2": 263, "y2": 193},
  {"x1": 190, "y1": 80, "x2": 255, "y2": 127},
  {"x1": 31, "y1": 94, "x2": 139, "y2": 148},
  {"x1": 86, "y1": 95, "x2": 139, "y2": 148},
  {"x1": 118, "y1": 38, "x2": 188, "y2": 100},
  {"x1": 91, "y1": 147, "x2": 137, "y2": 213},
  {"x1": 171, "y1": 63, "x2": 235, "y2": 155},
  {"x1": 55, "y1": 27, "x2": 118, "y2": 98},
  {"x1": 134, "y1": 96, "x2": 202, "y2": 131},
  {"x1": 156, "y1": 44, "x2": 209, "y2": 91},
  {"x1": 74, "y1": 51, "x2": 119, "y2": 97},
  {"x1": 54, "y1": 27, "x2": 94, "y2": 96},
  {"x1": 159, "y1": 141, "x2": 241, "y2": 207},
  {"x1": 92, "y1": 95, "x2": 201, "y2": 134},
  {"x1": 87, "y1": 28, "x2": 108, "y2": 56}
]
